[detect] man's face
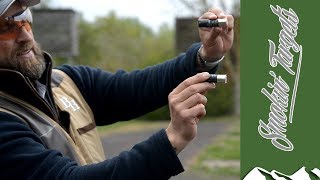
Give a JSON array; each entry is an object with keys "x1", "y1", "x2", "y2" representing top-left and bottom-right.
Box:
[{"x1": 0, "y1": 1, "x2": 45, "y2": 80}]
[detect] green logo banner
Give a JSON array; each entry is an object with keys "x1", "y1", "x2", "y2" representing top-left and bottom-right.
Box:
[{"x1": 241, "y1": 0, "x2": 319, "y2": 179}]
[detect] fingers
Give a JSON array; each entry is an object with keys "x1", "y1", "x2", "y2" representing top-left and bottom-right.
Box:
[
  {"x1": 171, "y1": 72, "x2": 211, "y2": 95},
  {"x1": 166, "y1": 73, "x2": 213, "y2": 150},
  {"x1": 199, "y1": 8, "x2": 228, "y2": 31},
  {"x1": 181, "y1": 103, "x2": 207, "y2": 122},
  {"x1": 199, "y1": 10, "x2": 225, "y2": 35},
  {"x1": 183, "y1": 93, "x2": 208, "y2": 109},
  {"x1": 177, "y1": 82, "x2": 214, "y2": 102},
  {"x1": 198, "y1": 8, "x2": 234, "y2": 58},
  {"x1": 200, "y1": 8, "x2": 225, "y2": 20},
  {"x1": 191, "y1": 104, "x2": 206, "y2": 120},
  {"x1": 168, "y1": 72, "x2": 213, "y2": 126},
  {"x1": 225, "y1": 15, "x2": 234, "y2": 33},
  {"x1": 174, "y1": 92, "x2": 207, "y2": 113}
]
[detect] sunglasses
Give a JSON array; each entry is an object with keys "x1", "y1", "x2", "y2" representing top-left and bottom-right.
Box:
[{"x1": 0, "y1": 8, "x2": 33, "y2": 40}]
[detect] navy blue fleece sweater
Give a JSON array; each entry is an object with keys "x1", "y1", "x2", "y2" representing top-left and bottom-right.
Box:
[{"x1": 0, "y1": 43, "x2": 218, "y2": 179}]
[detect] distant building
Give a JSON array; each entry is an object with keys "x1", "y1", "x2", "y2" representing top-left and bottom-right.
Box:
[
  {"x1": 31, "y1": 9, "x2": 79, "y2": 58},
  {"x1": 175, "y1": 17, "x2": 200, "y2": 54}
]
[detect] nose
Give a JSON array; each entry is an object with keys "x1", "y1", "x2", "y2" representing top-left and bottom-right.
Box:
[{"x1": 15, "y1": 26, "x2": 33, "y2": 43}]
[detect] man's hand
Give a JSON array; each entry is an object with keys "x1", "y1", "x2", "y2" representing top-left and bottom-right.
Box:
[
  {"x1": 198, "y1": 8, "x2": 234, "y2": 59},
  {"x1": 166, "y1": 72, "x2": 215, "y2": 154}
]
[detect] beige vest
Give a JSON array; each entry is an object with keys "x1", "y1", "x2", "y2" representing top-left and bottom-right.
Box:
[
  {"x1": 51, "y1": 69, "x2": 105, "y2": 164},
  {"x1": 0, "y1": 69, "x2": 105, "y2": 165}
]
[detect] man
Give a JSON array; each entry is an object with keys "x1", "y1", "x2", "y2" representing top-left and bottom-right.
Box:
[{"x1": 0, "y1": 0, "x2": 234, "y2": 179}]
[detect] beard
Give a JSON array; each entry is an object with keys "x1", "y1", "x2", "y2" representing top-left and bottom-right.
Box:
[{"x1": 9, "y1": 41, "x2": 46, "y2": 80}]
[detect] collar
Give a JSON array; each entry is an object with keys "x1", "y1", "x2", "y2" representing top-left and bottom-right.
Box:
[{"x1": 0, "y1": 52, "x2": 59, "y2": 120}]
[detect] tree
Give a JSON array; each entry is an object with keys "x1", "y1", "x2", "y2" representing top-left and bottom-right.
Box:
[{"x1": 73, "y1": 11, "x2": 175, "y2": 73}]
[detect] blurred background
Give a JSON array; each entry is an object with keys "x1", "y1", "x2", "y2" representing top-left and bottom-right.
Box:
[{"x1": 31, "y1": 0, "x2": 240, "y2": 179}]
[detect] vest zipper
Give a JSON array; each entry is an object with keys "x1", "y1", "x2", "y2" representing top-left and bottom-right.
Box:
[{"x1": 25, "y1": 78, "x2": 59, "y2": 121}]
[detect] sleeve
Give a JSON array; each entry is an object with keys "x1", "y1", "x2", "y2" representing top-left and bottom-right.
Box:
[
  {"x1": 0, "y1": 112, "x2": 184, "y2": 180},
  {"x1": 56, "y1": 43, "x2": 219, "y2": 125}
]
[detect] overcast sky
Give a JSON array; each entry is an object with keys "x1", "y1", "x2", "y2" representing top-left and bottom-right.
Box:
[
  {"x1": 48, "y1": 0, "x2": 235, "y2": 32},
  {"x1": 49, "y1": 0, "x2": 179, "y2": 32}
]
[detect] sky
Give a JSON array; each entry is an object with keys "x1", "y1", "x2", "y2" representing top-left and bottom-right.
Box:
[
  {"x1": 49, "y1": 0, "x2": 181, "y2": 32},
  {"x1": 48, "y1": 0, "x2": 236, "y2": 32}
]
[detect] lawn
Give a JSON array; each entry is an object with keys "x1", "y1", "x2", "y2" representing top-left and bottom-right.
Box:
[
  {"x1": 97, "y1": 120, "x2": 167, "y2": 136},
  {"x1": 192, "y1": 116, "x2": 240, "y2": 177},
  {"x1": 97, "y1": 116, "x2": 240, "y2": 178}
]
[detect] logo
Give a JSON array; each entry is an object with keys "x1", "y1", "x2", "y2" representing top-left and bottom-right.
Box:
[
  {"x1": 258, "y1": 5, "x2": 302, "y2": 152},
  {"x1": 59, "y1": 97, "x2": 80, "y2": 111}
]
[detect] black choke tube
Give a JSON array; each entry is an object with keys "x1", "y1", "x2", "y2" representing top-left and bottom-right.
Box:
[{"x1": 206, "y1": 74, "x2": 227, "y2": 83}]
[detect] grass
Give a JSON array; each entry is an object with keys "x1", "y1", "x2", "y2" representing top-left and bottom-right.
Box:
[
  {"x1": 97, "y1": 120, "x2": 168, "y2": 136},
  {"x1": 97, "y1": 116, "x2": 240, "y2": 178},
  {"x1": 98, "y1": 116, "x2": 230, "y2": 136},
  {"x1": 192, "y1": 116, "x2": 240, "y2": 177},
  {"x1": 97, "y1": 116, "x2": 232, "y2": 136}
]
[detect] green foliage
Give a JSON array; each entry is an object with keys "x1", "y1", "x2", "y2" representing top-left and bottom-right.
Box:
[
  {"x1": 55, "y1": 11, "x2": 234, "y2": 120},
  {"x1": 74, "y1": 19, "x2": 102, "y2": 66},
  {"x1": 141, "y1": 105, "x2": 170, "y2": 121},
  {"x1": 73, "y1": 11, "x2": 175, "y2": 72}
]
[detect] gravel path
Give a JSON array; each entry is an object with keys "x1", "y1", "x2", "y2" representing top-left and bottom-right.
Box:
[{"x1": 100, "y1": 120, "x2": 231, "y2": 180}]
